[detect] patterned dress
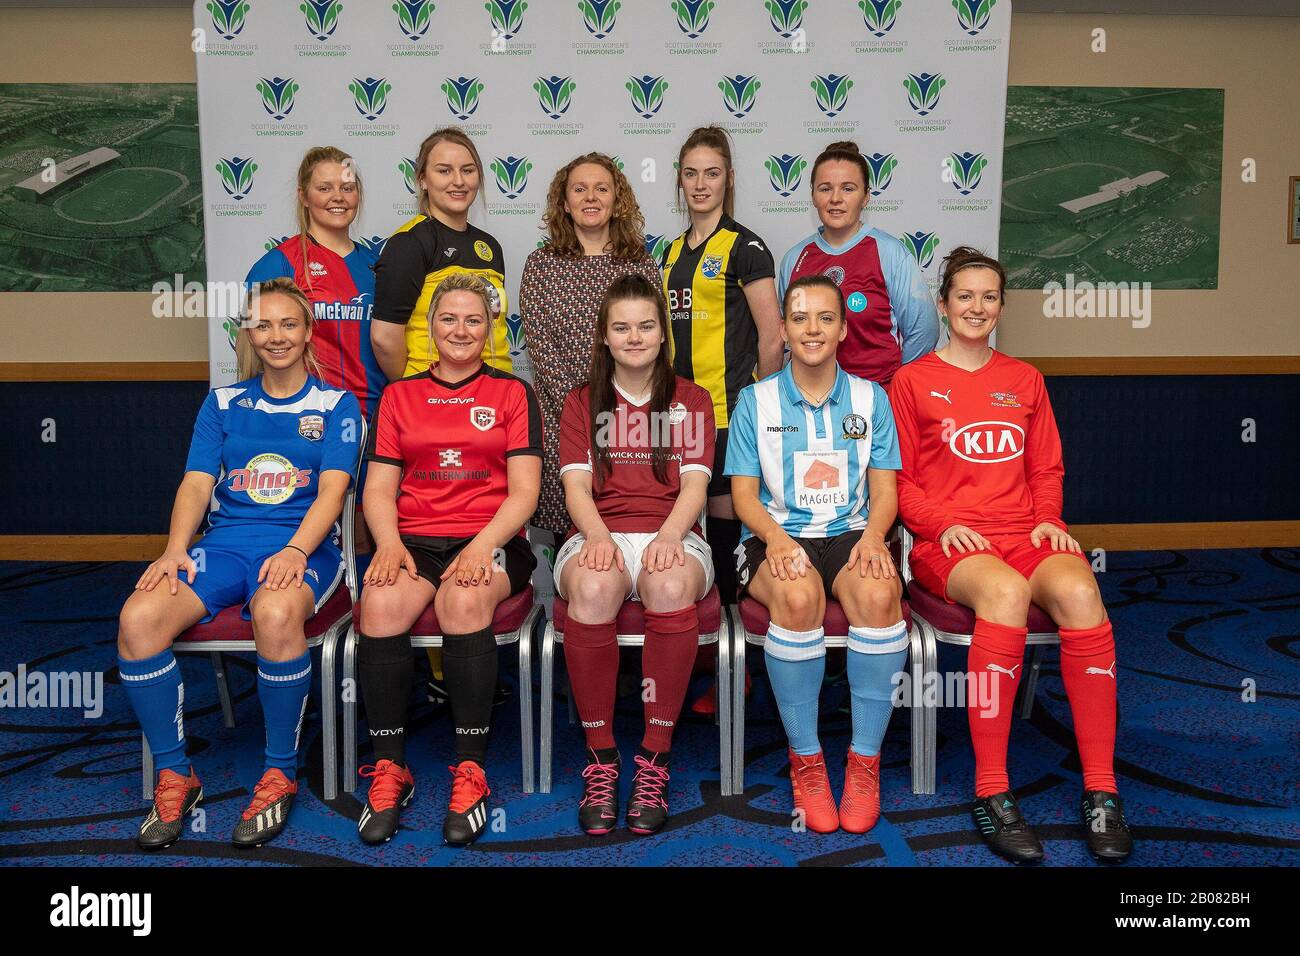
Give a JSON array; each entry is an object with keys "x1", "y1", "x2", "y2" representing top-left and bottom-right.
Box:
[{"x1": 519, "y1": 244, "x2": 662, "y2": 535}]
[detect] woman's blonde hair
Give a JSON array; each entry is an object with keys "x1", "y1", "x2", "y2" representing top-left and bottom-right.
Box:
[
  {"x1": 425, "y1": 271, "x2": 499, "y2": 369},
  {"x1": 414, "y1": 126, "x2": 486, "y2": 220},
  {"x1": 237, "y1": 278, "x2": 325, "y2": 382},
  {"x1": 540, "y1": 152, "x2": 647, "y2": 260},
  {"x1": 294, "y1": 146, "x2": 361, "y2": 293}
]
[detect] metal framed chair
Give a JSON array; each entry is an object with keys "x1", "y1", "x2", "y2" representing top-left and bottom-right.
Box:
[
  {"x1": 898, "y1": 527, "x2": 1061, "y2": 795},
  {"x1": 341, "y1": 586, "x2": 542, "y2": 795},
  {"x1": 140, "y1": 476, "x2": 361, "y2": 803},
  {"x1": 727, "y1": 596, "x2": 918, "y2": 795},
  {"x1": 538, "y1": 584, "x2": 731, "y2": 794}
]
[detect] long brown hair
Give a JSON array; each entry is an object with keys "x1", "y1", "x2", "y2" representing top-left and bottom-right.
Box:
[
  {"x1": 413, "y1": 126, "x2": 486, "y2": 220},
  {"x1": 810, "y1": 139, "x2": 869, "y2": 190},
  {"x1": 588, "y1": 274, "x2": 676, "y2": 485},
  {"x1": 676, "y1": 125, "x2": 735, "y2": 219},
  {"x1": 541, "y1": 152, "x2": 648, "y2": 260},
  {"x1": 237, "y1": 277, "x2": 325, "y2": 382},
  {"x1": 294, "y1": 146, "x2": 361, "y2": 294}
]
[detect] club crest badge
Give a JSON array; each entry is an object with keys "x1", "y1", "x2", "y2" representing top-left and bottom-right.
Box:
[
  {"x1": 471, "y1": 406, "x2": 497, "y2": 431},
  {"x1": 298, "y1": 414, "x2": 325, "y2": 441},
  {"x1": 701, "y1": 254, "x2": 723, "y2": 279}
]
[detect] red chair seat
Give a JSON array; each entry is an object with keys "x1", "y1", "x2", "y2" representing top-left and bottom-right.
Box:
[
  {"x1": 552, "y1": 585, "x2": 722, "y2": 636},
  {"x1": 175, "y1": 584, "x2": 353, "y2": 644},
  {"x1": 906, "y1": 579, "x2": 1057, "y2": 635},
  {"x1": 409, "y1": 586, "x2": 535, "y2": 637},
  {"x1": 738, "y1": 595, "x2": 912, "y2": 639}
]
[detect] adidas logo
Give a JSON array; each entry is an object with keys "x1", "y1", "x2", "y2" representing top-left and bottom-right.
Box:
[
  {"x1": 254, "y1": 801, "x2": 285, "y2": 832},
  {"x1": 463, "y1": 802, "x2": 487, "y2": 833}
]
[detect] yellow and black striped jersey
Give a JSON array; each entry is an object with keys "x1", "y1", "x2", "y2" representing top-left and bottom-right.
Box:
[
  {"x1": 373, "y1": 214, "x2": 511, "y2": 378},
  {"x1": 661, "y1": 214, "x2": 774, "y2": 429}
]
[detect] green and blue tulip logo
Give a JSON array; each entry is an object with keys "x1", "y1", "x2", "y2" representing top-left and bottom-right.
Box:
[
  {"x1": 208, "y1": 0, "x2": 250, "y2": 40},
  {"x1": 398, "y1": 157, "x2": 417, "y2": 195},
  {"x1": 301, "y1": 0, "x2": 343, "y2": 41},
  {"x1": 901, "y1": 230, "x2": 939, "y2": 268},
  {"x1": 811, "y1": 73, "x2": 852, "y2": 118},
  {"x1": 952, "y1": 0, "x2": 995, "y2": 36},
  {"x1": 442, "y1": 76, "x2": 484, "y2": 120},
  {"x1": 486, "y1": 0, "x2": 527, "y2": 40},
  {"x1": 534, "y1": 75, "x2": 576, "y2": 119},
  {"x1": 764, "y1": 0, "x2": 807, "y2": 38},
  {"x1": 946, "y1": 151, "x2": 987, "y2": 195},
  {"x1": 217, "y1": 156, "x2": 258, "y2": 201},
  {"x1": 671, "y1": 0, "x2": 714, "y2": 38},
  {"x1": 626, "y1": 75, "x2": 669, "y2": 118},
  {"x1": 719, "y1": 74, "x2": 760, "y2": 118},
  {"x1": 256, "y1": 76, "x2": 298, "y2": 120},
  {"x1": 579, "y1": 0, "x2": 621, "y2": 38},
  {"x1": 766, "y1": 154, "x2": 807, "y2": 197},
  {"x1": 904, "y1": 71, "x2": 945, "y2": 116},
  {"x1": 644, "y1": 234, "x2": 669, "y2": 264},
  {"x1": 393, "y1": 0, "x2": 434, "y2": 41},
  {"x1": 491, "y1": 155, "x2": 533, "y2": 199},
  {"x1": 349, "y1": 76, "x2": 392, "y2": 121},
  {"x1": 865, "y1": 152, "x2": 897, "y2": 196},
  {"x1": 859, "y1": 0, "x2": 901, "y2": 37}
]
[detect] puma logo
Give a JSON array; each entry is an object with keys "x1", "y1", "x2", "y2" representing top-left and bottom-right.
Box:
[
  {"x1": 986, "y1": 662, "x2": 1021, "y2": 679},
  {"x1": 1085, "y1": 660, "x2": 1117, "y2": 679},
  {"x1": 930, "y1": 389, "x2": 952, "y2": 404}
]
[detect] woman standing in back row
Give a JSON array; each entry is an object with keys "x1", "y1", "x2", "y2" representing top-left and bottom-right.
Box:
[
  {"x1": 519, "y1": 152, "x2": 660, "y2": 541},
  {"x1": 779, "y1": 140, "x2": 939, "y2": 387}
]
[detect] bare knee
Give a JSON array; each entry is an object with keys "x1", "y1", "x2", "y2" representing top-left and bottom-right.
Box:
[
  {"x1": 565, "y1": 570, "x2": 626, "y2": 623},
  {"x1": 840, "y1": 576, "x2": 902, "y2": 628},
  {"x1": 435, "y1": 586, "x2": 494, "y2": 633},
  {"x1": 358, "y1": 588, "x2": 417, "y2": 637},
  {"x1": 1046, "y1": 577, "x2": 1105, "y2": 629},
  {"x1": 117, "y1": 598, "x2": 171, "y2": 659},
  {"x1": 767, "y1": 581, "x2": 824, "y2": 631},
  {"x1": 638, "y1": 570, "x2": 695, "y2": 613},
  {"x1": 976, "y1": 575, "x2": 1031, "y2": 626},
  {"x1": 251, "y1": 597, "x2": 308, "y2": 659}
]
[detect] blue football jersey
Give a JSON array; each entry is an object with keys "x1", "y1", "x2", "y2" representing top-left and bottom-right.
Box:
[
  {"x1": 724, "y1": 363, "x2": 901, "y2": 541},
  {"x1": 185, "y1": 375, "x2": 361, "y2": 540}
]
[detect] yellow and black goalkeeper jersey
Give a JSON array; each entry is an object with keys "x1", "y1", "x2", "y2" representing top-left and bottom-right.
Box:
[
  {"x1": 661, "y1": 214, "x2": 774, "y2": 429},
  {"x1": 373, "y1": 214, "x2": 511, "y2": 378}
]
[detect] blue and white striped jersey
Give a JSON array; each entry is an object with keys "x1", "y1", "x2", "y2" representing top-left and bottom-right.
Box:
[{"x1": 724, "y1": 363, "x2": 901, "y2": 541}]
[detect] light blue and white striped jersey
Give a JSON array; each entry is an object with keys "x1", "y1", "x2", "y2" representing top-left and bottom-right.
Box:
[{"x1": 724, "y1": 363, "x2": 901, "y2": 541}]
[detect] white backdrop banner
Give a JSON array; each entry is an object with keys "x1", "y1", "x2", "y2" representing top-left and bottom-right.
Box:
[{"x1": 195, "y1": 0, "x2": 1010, "y2": 605}]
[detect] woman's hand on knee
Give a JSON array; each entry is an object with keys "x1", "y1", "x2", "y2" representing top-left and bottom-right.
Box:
[
  {"x1": 578, "y1": 532, "x2": 624, "y2": 574},
  {"x1": 442, "y1": 536, "x2": 497, "y2": 588},
  {"x1": 846, "y1": 530, "x2": 895, "y2": 580},
  {"x1": 940, "y1": 525, "x2": 989, "y2": 558},
  {"x1": 643, "y1": 533, "x2": 684, "y2": 574},
  {"x1": 764, "y1": 530, "x2": 807, "y2": 581},
  {"x1": 1030, "y1": 522, "x2": 1082, "y2": 554},
  {"x1": 136, "y1": 548, "x2": 197, "y2": 595},
  {"x1": 257, "y1": 547, "x2": 307, "y2": 592},
  {"x1": 366, "y1": 542, "x2": 418, "y2": 587}
]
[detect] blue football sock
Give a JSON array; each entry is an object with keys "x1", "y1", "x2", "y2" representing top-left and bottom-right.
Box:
[
  {"x1": 763, "y1": 623, "x2": 825, "y2": 756},
  {"x1": 847, "y1": 621, "x2": 909, "y2": 757},
  {"x1": 118, "y1": 649, "x2": 190, "y2": 777},
  {"x1": 257, "y1": 652, "x2": 312, "y2": 779}
]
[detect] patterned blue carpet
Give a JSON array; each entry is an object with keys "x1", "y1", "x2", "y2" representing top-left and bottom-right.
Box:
[{"x1": 1, "y1": 548, "x2": 1297, "y2": 867}]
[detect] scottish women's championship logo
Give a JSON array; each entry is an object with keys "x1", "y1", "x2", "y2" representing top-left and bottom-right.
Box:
[
  {"x1": 349, "y1": 77, "x2": 392, "y2": 121},
  {"x1": 765, "y1": 0, "x2": 807, "y2": 38},
  {"x1": 626, "y1": 75, "x2": 669, "y2": 118},
  {"x1": 491, "y1": 156, "x2": 532, "y2": 199},
  {"x1": 859, "y1": 0, "x2": 902, "y2": 37},
  {"x1": 486, "y1": 0, "x2": 527, "y2": 40},
  {"x1": 812, "y1": 74, "x2": 853, "y2": 118},
  {"x1": 866, "y1": 152, "x2": 897, "y2": 196},
  {"x1": 671, "y1": 0, "x2": 714, "y2": 38},
  {"x1": 208, "y1": 0, "x2": 250, "y2": 39},
  {"x1": 946, "y1": 151, "x2": 987, "y2": 195},
  {"x1": 301, "y1": 0, "x2": 343, "y2": 41},
  {"x1": 719, "y1": 75, "x2": 760, "y2": 119},
  {"x1": 534, "y1": 75, "x2": 576, "y2": 119},
  {"x1": 901, "y1": 230, "x2": 940, "y2": 268},
  {"x1": 256, "y1": 77, "x2": 298, "y2": 120},
  {"x1": 579, "y1": 0, "x2": 621, "y2": 39},
  {"x1": 393, "y1": 0, "x2": 435, "y2": 41},
  {"x1": 952, "y1": 0, "x2": 996, "y2": 36},
  {"x1": 766, "y1": 154, "x2": 807, "y2": 198},
  {"x1": 216, "y1": 156, "x2": 258, "y2": 201},
  {"x1": 904, "y1": 72, "x2": 945, "y2": 116},
  {"x1": 442, "y1": 76, "x2": 483, "y2": 120}
]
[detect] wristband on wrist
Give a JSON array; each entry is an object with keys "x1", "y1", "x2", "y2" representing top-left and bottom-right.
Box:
[{"x1": 285, "y1": 545, "x2": 307, "y2": 558}]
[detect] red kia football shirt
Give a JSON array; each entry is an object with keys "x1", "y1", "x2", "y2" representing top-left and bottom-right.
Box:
[
  {"x1": 558, "y1": 378, "x2": 715, "y2": 535},
  {"x1": 889, "y1": 350, "x2": 1066, "y2": 541},
  {"x1": 367, "y1": 365, "x2": 542, "y2": 538}
]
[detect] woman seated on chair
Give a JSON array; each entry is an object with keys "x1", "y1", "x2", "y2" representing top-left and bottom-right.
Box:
[
  {"x1": 890, "y1": 246, "x2": 1131, "y2": 864},
  {"x1": 555, "y1": 273, "x2": 716, "y2": 836},
  {"x1": 116, "y1": 277, "x2": 360, "y2": 851},
  {"x1": 356, "y1": 272, "x2": 541, "y2": 848},
  {"x1": 726, "y1": 274, "x2": 907, "y2": 835}
]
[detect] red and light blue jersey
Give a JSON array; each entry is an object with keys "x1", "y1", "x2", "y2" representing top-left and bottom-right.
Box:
[
  {"x1": 246, "y1": 236, "x2": 385, "y2": 417},
  {"x1": 778, "y1": 223, "x2": 939, "y2": 385},
  {"x1": 185, "y1": 375, "x2": 361, "y2": 544}
]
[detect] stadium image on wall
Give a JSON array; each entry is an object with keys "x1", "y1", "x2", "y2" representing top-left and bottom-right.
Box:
[
  {"x1": 1001, "y1": 86, "x2": 1223, "y2": 290},
  {"x1": 0, "y1": 84, "x2": 204, "y2": 292}
]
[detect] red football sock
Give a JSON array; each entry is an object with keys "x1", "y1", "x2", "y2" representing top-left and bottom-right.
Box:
[
  {"x1": 967, "y1": 618, "x2": 1028, "y2": 798},
  {"x1": 641, "y1": 605, "x2": 699, "y2": 753},
  {"x1": 563, "y1": 618, "x2": 619, "y2": 750},
  {"x1": 1058, "y1": 620, "x2": 1119, "y2": 792}
]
